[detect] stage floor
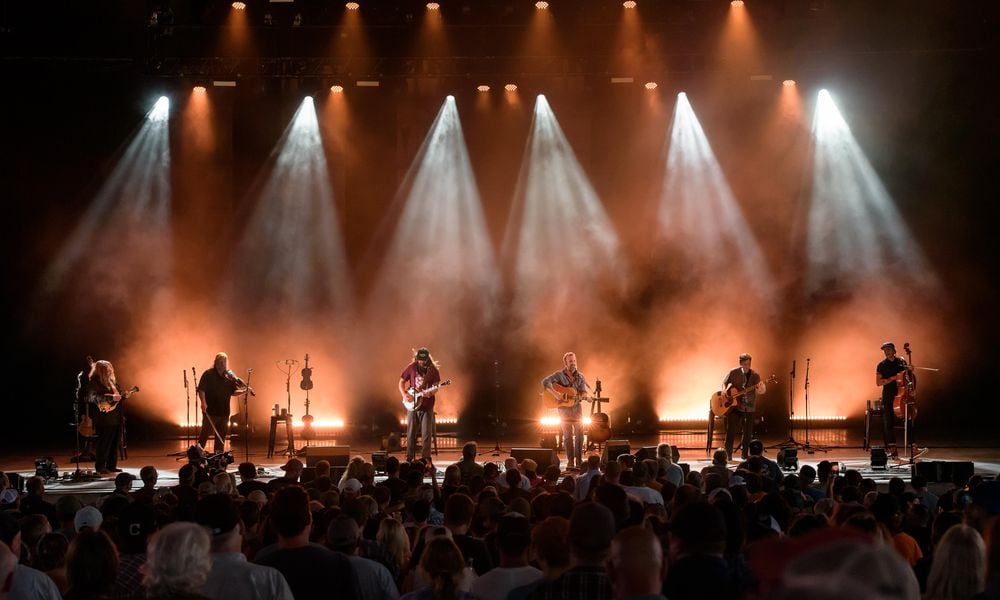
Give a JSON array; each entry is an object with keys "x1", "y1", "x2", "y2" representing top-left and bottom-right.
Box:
[{"x1": 4, "y1": 429, "x2": 997, "y2": 500}]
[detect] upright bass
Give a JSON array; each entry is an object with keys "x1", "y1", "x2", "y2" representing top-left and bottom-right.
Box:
[{"x1": 892, "y1": 342, "x2": 917, "y2": 419}]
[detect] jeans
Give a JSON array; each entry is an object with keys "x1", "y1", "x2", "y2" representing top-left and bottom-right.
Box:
[{"x1": 559, "y1": 403, "x2": 583, "y2": 464}]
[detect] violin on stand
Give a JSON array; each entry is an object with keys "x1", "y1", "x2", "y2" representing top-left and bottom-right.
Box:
[{"x1": 300, "y1": 354, "x2": 315, "y2": 443}]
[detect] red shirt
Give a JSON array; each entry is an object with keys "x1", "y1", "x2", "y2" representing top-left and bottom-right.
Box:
[{"x1": 400, "y1": 363, "x2": 441, "y2": 411}]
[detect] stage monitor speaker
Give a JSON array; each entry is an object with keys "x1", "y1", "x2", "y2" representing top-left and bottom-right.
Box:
[
  {"x1": 602, "y1": 440, "x2": 631, "y2": 467},
  {"x1": 914, "y1": 461, "x2": 975, "y2": 483},
  {"x1": 510, "y1": 448, "x2": 559, "y2": 473},
  {"x1": 941, "y1": 461, "x2": 975, "y2": 485},
  {"x1": 372, "y1": 451, "x2": 388, "y2": 475},
  {"x1": 306, "y1": 447, "x2": 351, "y2": 468},
  {"x1": 633, "y1": 446, "x2": 658, "y2": 462}
]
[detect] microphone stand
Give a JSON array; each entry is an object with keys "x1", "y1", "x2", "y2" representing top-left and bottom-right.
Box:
[
  {"x1": 69, "y1": 370, "x2": 96, "y2": 481},
  {"x1": 479, "y1": 359, "x2": 508, "y2": 458},
  {"x1": 770, "y1": 360, "x2": 807, "y2": 450},
  {"x1": 802, "y1": 358, "x2": 829, "y2": 454},
  {"x1": 242, "y1": 368, "x2": 254, "y2": 463},
  {"x1": 183, "y1": 369, "x2": 191, "y2": 446}
]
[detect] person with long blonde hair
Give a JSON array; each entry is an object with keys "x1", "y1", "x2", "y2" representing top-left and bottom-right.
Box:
[
  {"x1": 924, "y1": 524, "x2": 986, "y2": 600},
  {"x1": 377, "y1": 517, "x2": 412, "y2": 587},
  {"x1": 87, "y1": 359, "x2": 128, "y2": 475},
  {"x1": 401, "y1": 536, "x2": 474, "y2": 600}
]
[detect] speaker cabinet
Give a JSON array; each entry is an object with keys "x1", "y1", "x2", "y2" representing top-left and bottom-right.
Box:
[
  {"x1": 601, "y1": 440, "x2": 631, "y2": 466},
  {"x1": 510, "y1": 448, "x2": 559, "y2": 473}
]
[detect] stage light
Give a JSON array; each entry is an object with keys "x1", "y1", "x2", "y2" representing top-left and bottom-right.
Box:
[
  {"x1": 345, "y1": 2, "x2": 360, "y2": 9},
  {"x1": 504, "y1": 83, "x2": 517, "y2": 91},
  {"x1": 535, "y1": 1, "x2": 549, "y2": 9},
  {"x1": 231, "y1": 1, "x2": 246, "y2": 9},
  {"x1": 193, "y1": 85, "x2": 206, "y2": 93},
  {"x1": 263, "y1": 12, "x2": 273, "y2": 25},
  {"x1": 149, "y1": 96, "x2": 170, "y2": 122},
  {"x1": 623, "y1": 0, "x2": 637, "y2": 7},
  {"x1": 644, "y1": 82, "x2": 658, "y2": 90},
  {"x1": 777, "y1": 447, "x2": 798, "y2": 471},
  {"x1": 330, "y1": 85, "x2": 344, "y2": 93},
  {"x1": 782, "y1": 79, "x2": 796, "y2": 87},
  {"x1": 731, "y1": 0, "x2": 745, "y2": 6},
  {"x1": 477, "y1": 85, "x2": 490, "y2": 92},
  {"x1": 426, "y1": 2, "x2": 440, "y2": 9},
  {"x1": 808, "y1": 89, "x2": 938, "y2": 294},
  {"x1": 292, "y1": 12, "x2": 302, "y2": 26}
]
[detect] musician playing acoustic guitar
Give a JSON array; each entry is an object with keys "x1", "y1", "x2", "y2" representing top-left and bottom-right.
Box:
[
  {"x1": 542, "y1": 352, "x2": 588, "y2": 471},
  {"x1": 399, "y1": 347, "x2": 441, "y2": 463},
  {"x1": 723, "y1": 353, "x2": 766, "y2": 461}
]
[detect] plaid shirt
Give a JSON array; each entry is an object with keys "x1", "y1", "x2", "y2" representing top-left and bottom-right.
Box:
[
  {"x1": 113, "y1": 553, "x2": 146, "y2": 600},
  {"x1": 527, "y1": 566, "x2": 612, "y2": 600}
]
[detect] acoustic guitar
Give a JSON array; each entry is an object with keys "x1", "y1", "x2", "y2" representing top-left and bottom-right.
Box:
[
  {"x1": 710, "y1": 375, "x2": 777, "y2": 417},
  {"x1": 402, "y1": 380, "x2": 451, "y2": 411},
  {"x1": 542, "y1": 382, "x2": 591, "y2": 409}
]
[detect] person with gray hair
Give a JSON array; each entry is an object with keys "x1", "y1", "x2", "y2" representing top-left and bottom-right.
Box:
[
  {"x1": 657, "y1": 444, "x2": 685, "y2": 487},
  {"x1": 144, "y1": 522, "x2": 213, "y2": 600}
]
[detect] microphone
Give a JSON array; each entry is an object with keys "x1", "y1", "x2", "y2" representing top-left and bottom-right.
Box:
[{"x1": 184, "y1": 369, "x2": 188, "y2": 388}]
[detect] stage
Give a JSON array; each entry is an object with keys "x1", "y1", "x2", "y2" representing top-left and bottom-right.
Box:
[{"x1": 4, "y1": 428, "x2": 997, "y2": 503}]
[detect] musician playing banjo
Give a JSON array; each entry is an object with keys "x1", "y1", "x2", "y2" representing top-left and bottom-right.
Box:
[
  {"x1": 542, "y1": 352, "x2": 588, "y2": 471},
  {"x1": 723, "y1": 353, "x2": 766, "y2": 461},
  {"x1": 400, "y1": 347, "x2": 441, "y2": 463}
]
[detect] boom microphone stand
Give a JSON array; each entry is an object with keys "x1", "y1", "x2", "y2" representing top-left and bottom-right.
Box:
[{"x1": 183, "y1": 369, "x2": 191, "y2": 446}]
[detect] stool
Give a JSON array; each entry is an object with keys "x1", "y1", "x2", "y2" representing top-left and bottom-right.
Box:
[
  {"x1": 864, "y1": 399, "x2": 885, "y2": 451},
  {"x1": 267, "y1": 414, "x2": 295, "y2": 459}
]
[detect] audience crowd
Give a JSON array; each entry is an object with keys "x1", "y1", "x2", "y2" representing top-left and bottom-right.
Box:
[{"x1": 2, "y1": 439, "x2": 1000, "y2": 600}]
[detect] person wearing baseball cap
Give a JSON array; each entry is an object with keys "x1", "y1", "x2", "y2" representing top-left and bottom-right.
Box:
[
  {"x1": 399, "y1": 347, "x2": 443, "y2": 463},
  {"x1": 875, "y1": 341, "x2": 916, "y2": 458},
  {"x1": 266, "y1": 458, "x2": 304, "y2": 495},
  {"x1": 196, "y1": 494, "x2": 293, "y2": 600}
]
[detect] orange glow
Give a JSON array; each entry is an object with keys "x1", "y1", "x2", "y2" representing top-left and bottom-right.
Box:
[
  {"x1": 330, "y1": 85, "x2": 344, "y2": 93},
  {"x1": 477, "y1": 85, "x2": 490, "y2": 92},
  {"x1": 731, "y1": 0, "x2": 745, "y2": 6},
  {"x1": 644, "y1": 82, "x2": 658, "y2": 90},
  {"x1": 183, "y1": 86, "x2": 215, "y2": 155},
  {"x1": 779, "y1": 77, "x2": 804, "y2": 122},
  {"x1": 504, "y1": 83, "x2": 518, "y2": 92},
  {"x1": 219, "y1": 0, "x2": 251, "y2": 57},
  {"x1": 535, "y1": 1, "x2": 549, "y2": 9},
  {"x1": 623, "y1": 0, "x2": 637, "y2": 7},
  {"x1": 782, "y1": 79, "x2": 796, "y2": 87},
  {"x1": 345, "y1": 2, "x2": 360, "y2": 9},
  {"x1": 539, "y1": 416, "x2": 593, "y2": 426}
]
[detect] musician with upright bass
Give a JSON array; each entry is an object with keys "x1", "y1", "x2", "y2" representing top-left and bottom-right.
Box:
[{"x1": 876, "y1": 341, "x2": 916, "y2": 459}]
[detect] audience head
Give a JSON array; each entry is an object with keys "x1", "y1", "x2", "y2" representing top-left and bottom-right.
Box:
[
  {"x1": 462, "y1": 442, "x2": 477, "y2": 461},
  {"x1": 326, "y1": 514, "x2": 361, "y2": 554},
  {"x1": 139, "y1": 465, "x2": 158, "y2": 486},
  {"x1": 271, "y1": 486, "x2": 312, "y2": 538},
  {"x1": 444, "y1": 493, "x2": 475, "y2": 529},
  {"x1": 530, "y1": 516, "x2": 570, "y2": 570},
  {"x1": 569, "y1": 502, "x2": 616, "y2": 564},
  {"x1": 925, "y1": 524, "x2": 986, "y2": 600},
  {"x1": 34, "y1": 532, "x2": 69, "y2": 572},
  {"x1": 607, "y1": 526, "x2": 666, "y2": 598},
  {"x1": 419, "y1": 537, "x2": 468, "y2": 600},
  {"x1": 67, "y1": 530, "x2": 119, "y2": 597},
  {"x1": 496, "y1": 513, "x2": 532, "y2": 559},
  {"x1": 670, "y1": 502, "x2": 726, "y2": 558},
  {"x1": 144, "y1": 522, "x2": 212, "y2": 597}
]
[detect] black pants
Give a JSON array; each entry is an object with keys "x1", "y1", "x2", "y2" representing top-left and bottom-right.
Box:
[
  {"x1": 725, "y1": 411, "x2": 754, "y2": 460},
  {"x1": 95, "y1": 422, "x2": 121, "y2": 471},
  {"x1": 199, "y1": 413, "x2": 229, "y2": 455},
  {"x1": 882, "y1": 399, "x2": 896, "y2": 448}
]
